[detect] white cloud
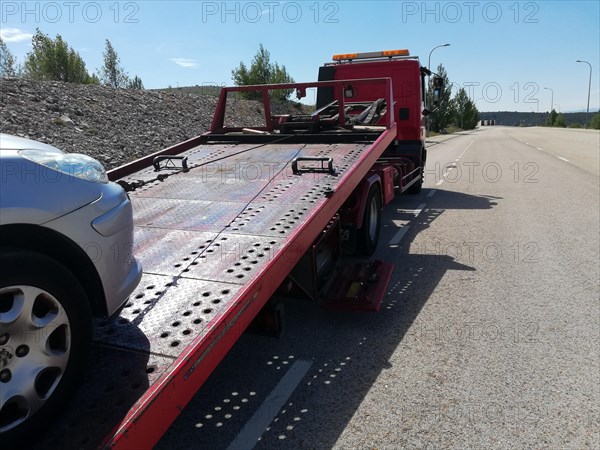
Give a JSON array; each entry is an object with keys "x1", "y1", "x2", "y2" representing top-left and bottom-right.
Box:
[
  {"x1": 0, "y1": 28, "x2": 33, "y2": 43},
  {"x1": 170, "y1": 58, "x2": 198, "y2": 68}
]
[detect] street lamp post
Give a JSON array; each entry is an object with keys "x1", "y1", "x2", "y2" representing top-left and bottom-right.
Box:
[
  {"x1": 426, "y1": 43, "x2": 450, "y2": 137},
  {"x1": 543, "y1": 87, "x2": 554, "y2": 112},
  {"x1": 428, "y1": 43, "x2": 451, "y2": 74},
  {"x1": 576, "y1": 60, "x2": 592, "y2": 128}
]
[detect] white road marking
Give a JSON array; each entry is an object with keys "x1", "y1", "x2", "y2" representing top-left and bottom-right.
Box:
[
  {"x1": 537, "y1": 147, "x2": 544, "y2": 151},
  {"x1": 427, "y1": 190, "x2": 436, "y2": 198},
  {"x1": 389, "y1": 225, "x2": 411, "y2": 245},
  {"x1": 227, "y1": 360, "x2": 312, "y2": 450},
  {"x1": 557, "y1": 156, "x2": 569, "y2": 162},
  {"x1": 396, "y1": 204, "x2": 426, "y2": 216},
  {"x1": 415, "y1": 203, "x2": 426, "y2": 215},
  {"x1": 463, "y1": 135, "x2": 480, "y2": 152}
]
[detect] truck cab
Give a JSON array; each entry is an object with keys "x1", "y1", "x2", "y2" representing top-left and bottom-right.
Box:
[
  {"x1": 316, "y1": 49, "x2": 426, "y2": 143},
  {"x1": 315, "y1": 49, "x2": 432, "y2": 195}
]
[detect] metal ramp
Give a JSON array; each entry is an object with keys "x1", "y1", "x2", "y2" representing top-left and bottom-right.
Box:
[
  {"x1": 37, "y1": 76, "x2": 398, "y2": 448},
  {"x1": 37, "y1": 139, "x2": 390, "y2": 449}
]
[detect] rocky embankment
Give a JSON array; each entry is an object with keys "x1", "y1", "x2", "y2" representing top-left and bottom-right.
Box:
[{"x1": 0, "y1": 78, "x2": 267, "y2": 169}]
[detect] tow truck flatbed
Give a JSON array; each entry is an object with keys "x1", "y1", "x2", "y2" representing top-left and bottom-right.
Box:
[{"x1": 36, "y1": 78, "x2": 398, "y2": 448}]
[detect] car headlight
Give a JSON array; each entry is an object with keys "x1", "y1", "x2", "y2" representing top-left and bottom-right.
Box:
[{"x1": 19, "y1": 149, "x2": 109, "y2": 183}]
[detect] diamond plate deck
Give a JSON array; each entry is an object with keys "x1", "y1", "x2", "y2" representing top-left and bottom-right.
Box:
[
  {"x1": 133, "y1": 228, "x2": 218, "y2": 276},
  {"x1": 132, "y1": 198, "x2": 242, "y2": 232},
  {"x1": 181, "y1": 233, "x2": 284, "y2": 284},
  {"x1": 114, "y1": 142, "x2": 370, "y2": 354},
  {"x1": 96, "y1": 275, "x2": 241, "y2": 357},
  {"x1": 34, "y1": 135, "x2": 393, "y2": 448}
]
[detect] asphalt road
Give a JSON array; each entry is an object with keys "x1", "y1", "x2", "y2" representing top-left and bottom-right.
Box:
[{"x1": 156, "y1": 126, "x2": 599, "y2": 449}]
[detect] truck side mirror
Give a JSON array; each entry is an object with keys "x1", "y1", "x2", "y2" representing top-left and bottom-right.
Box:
[{"x1": 432, "y1": 76, "x2": 444, "y2": 106}]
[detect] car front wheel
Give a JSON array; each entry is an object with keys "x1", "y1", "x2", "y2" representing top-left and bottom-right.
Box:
[{"x1": 0, "y1": 249, "x2": 91, "y2": 447}]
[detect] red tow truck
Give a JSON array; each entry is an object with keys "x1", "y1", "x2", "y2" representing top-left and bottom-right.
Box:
[{"x1": 34, "y1": 48, "x2": 442, "y2": 448}]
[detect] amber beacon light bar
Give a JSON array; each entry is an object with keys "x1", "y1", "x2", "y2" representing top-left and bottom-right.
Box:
[{"x1": 332, "y1": 49, "x2": 411, "y2": 61}]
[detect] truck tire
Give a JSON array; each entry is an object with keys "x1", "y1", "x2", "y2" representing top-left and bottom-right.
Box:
[
  {"x1": 0, "y1": 249, "x2": 91, "y2": 448},
  {"x1": 357, "y1": 184, "x2": 382, "y2": 256}
]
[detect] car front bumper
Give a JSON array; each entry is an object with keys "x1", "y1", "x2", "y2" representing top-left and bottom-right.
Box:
[{"x1": 44, "y1": 183, "x2": 142, "y2": 316}]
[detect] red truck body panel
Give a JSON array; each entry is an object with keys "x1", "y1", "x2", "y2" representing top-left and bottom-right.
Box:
[{"x1": 318, "y1": 58, "x2": 425, "y2": 143}]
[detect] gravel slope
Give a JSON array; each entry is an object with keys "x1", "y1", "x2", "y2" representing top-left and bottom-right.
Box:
[{"x1": 0, "y1": 78, "x2": 267, "y2": 169}]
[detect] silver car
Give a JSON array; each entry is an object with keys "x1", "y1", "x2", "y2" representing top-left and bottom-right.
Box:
[{"x1": 0, "y1": 133, "x2": 142, "y2": 444}]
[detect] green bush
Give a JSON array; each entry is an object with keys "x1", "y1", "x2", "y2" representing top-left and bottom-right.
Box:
[{"x1": 24, "y1": 29, "x2": 96, "y2": 84}]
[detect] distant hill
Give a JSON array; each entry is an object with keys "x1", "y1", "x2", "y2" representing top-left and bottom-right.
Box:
[{"x1": 479, "y1": 111, "x2": 596, "y2": 127}]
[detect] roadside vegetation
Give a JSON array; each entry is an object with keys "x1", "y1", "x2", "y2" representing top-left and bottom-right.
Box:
[
  {"x1": 231, "y1": 44, "x2": 294, "y2": 102},
  {"x1": 427, "y1": 63, "x2": 479, "y2": 132},
  {"x1": 546, "y1": 108, "x2": 599, "y2": 129},
  {"x1": 0, "y1": 30, "x2": 144, "y2": 90}
]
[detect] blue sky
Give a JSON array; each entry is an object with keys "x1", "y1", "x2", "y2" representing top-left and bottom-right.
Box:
[{"x1": 1, "y1": 0, "x2": 599, "y2": 112}]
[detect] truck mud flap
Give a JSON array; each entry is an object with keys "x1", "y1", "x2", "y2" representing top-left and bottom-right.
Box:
[{"x1": 321, "y1": 260, "x2": 393, "y2": 312}]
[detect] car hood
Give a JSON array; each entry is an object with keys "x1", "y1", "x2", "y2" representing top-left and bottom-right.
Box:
[{"x1": 0, "y1": 134, "x2": 105, "y2": 225}]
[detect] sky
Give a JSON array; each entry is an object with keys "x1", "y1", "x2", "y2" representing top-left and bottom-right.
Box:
[{"x1": 1, "y1": 0, "x2": 599, "y2": 112}]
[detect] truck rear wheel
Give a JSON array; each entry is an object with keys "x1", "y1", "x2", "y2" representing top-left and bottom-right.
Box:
[
  {"x1": 0, "y1": 250, "x2": 91, "y2": 448},
  {"x1": 357, "y1": 184, "x2": 382, "y2": 256}
]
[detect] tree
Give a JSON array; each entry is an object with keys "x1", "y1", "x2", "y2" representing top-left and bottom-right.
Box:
[
  {"x1": 427, "y1": 64, "x2": 453, "y2": 132},
  {"x1": 231, "y1": 44, "x2": 294, "y2": 102},
  {"x1": 128, "y1": 75, "x2": 144, "y2": 90},
  {"x1": 546, "y1": 109, "x2": 558, "y2": 126},
  {"x1": 0, "y1": 38, "x2": 19, "y2": 77},
  {"x1": 452, "y1": 88, "x2": 479, "y2": 130},
  {"x1": 100, "y1": 39, "x2": 128, "y2": 88},
  {"x1": 23, "y1": 29, "x2": 95, "y2": 84}
]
